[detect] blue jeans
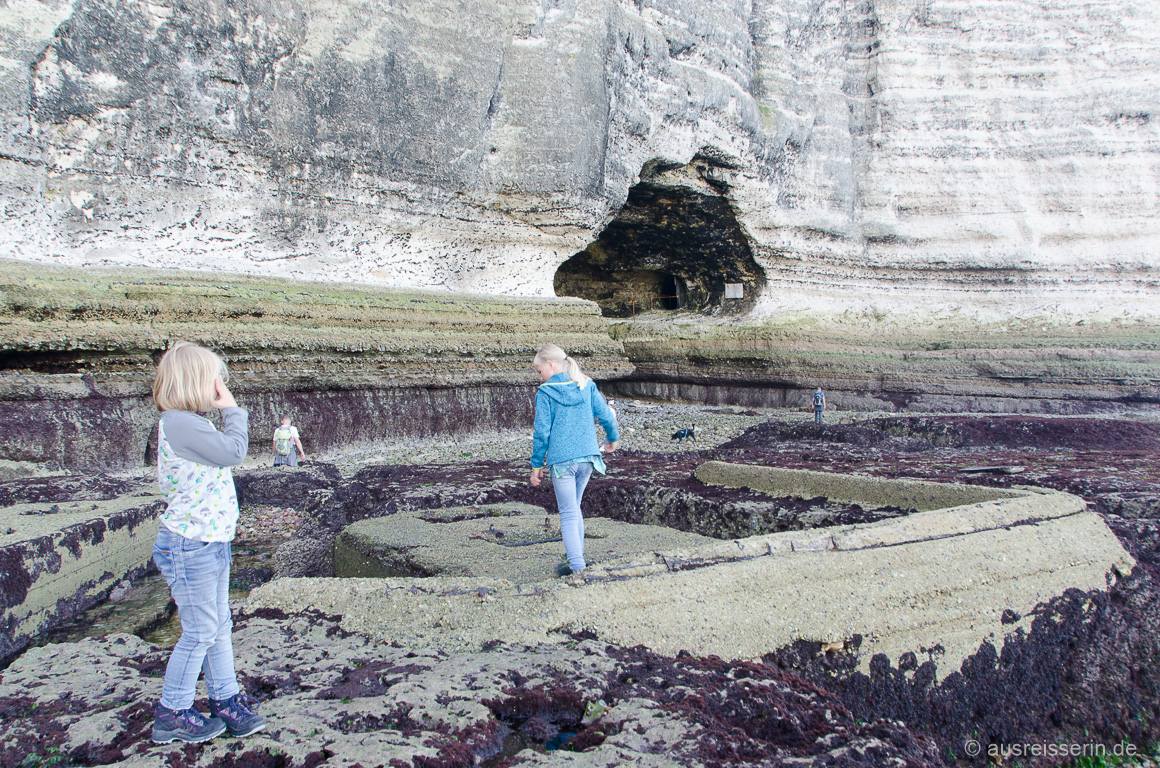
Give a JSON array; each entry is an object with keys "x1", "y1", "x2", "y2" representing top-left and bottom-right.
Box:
[
  {"x1": 551, "y1": 460, "x2": 594, "y2": 573},
  {"x1": 153, "y1": 527, "x2": 239, "y2": 710},
  {"x1": 814, "y1": 408, "x2": 824, "y2": 424}
]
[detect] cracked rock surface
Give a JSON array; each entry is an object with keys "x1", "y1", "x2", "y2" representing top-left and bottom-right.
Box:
[{"x1": 0, "y1": 608, "x2": 944, "y2": 768}]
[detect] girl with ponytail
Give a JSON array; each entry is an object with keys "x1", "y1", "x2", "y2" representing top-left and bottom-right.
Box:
[{"x1": 530, "y1": 343, "x2": 620, "y2": 582}]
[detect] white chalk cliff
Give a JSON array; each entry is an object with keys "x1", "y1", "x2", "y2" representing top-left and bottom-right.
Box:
[{"x1": 1, "y1": 0, "x2": 1158, "y2": 319}]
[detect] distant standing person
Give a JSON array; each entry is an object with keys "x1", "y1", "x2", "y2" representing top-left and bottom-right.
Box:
[
  {"x1": 529, "y1": 343, "x2": 620, "y2": 583},
  {"x1": 272, "y1": 415, "x2": 306, "y2": 467},
  {"x1": 813, "y1": 387, "x2": 826, "y2": 424}
]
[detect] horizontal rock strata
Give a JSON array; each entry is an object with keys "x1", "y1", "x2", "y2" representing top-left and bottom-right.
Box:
[
  {"x1": 609, "y1": 314, "x2": 1160, "y2": 414},
  {"x1": 2, "y1": 0, "x2": 1157, "y2": 322},
  {"x1": 0, "y1": 259, "x2": 629, "y2": 469}
]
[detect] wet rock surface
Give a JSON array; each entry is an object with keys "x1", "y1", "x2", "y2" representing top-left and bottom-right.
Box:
[
  {"x1": 273, "y1": 456, "x2": 919, "y2": 579},
  {"x1": 0, "y1": 479, "x2": 162, "y2": 665},
  {"x1": 711, "y1": 415, "x2": 1160, "y2": 764},
  {"x1": 0, "y1": 608, "x2": 945, "y2": 768},
  {"x1": 235, "y1": 463, "x2": 345, "y2": 509},
  {"x1": 333, "y1": 502, "x2": 712, "y2": 581},
  {"x1": 2, "y1": 409, "x2": 1159, "y2": 766},
  {"x1": 0, "y1": 473, "x2": 150, "y2": 507},
  {"x1": 721, "y1": 415, "x2": 1160, "y2": 453}
]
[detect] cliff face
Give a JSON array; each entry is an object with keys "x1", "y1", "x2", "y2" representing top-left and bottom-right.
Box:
[{"x1": 1, "y1": 0, "x2": 1157, "y2": 320}]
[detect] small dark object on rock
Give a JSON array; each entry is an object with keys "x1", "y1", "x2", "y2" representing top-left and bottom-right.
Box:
[
  {"x1": 671, "y1": 426, "x2": 696, "y2": 443},
  {"x1": 958, "y1": 465, "x2": 1026, "y2": 475},
  {"x1": 1001, "y1": 609, "x2": 1021, "y2": 625}
]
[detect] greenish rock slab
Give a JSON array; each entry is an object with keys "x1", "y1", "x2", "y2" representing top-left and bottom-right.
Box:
[
  {"x1": 0, "y1": 491, "x2": 163, "y2": 664},
  {"x1": 693, "y1": 461, "x2": 1025, "y2": 512},
  {"x1": 333, "y1": 502, "x2": 712, "y2": 583},
  {"x1": 254, "y1": 469, "x2": 1134, "y2": 678}
]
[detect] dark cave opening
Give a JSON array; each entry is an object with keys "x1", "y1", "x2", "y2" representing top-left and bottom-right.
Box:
[{"x1": 554, "y1": 158, "x2": 765, "y2": 318}]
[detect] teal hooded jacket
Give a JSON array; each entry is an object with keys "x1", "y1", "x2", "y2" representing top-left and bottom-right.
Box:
[{"x1": 530, "y1": 372, "x2": 620, "y2": 469}]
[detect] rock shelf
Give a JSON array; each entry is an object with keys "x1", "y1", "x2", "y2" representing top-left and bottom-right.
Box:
[
  {"x1": 251, "y1": 463, "x2": 1133, "y2": 678},
  {"x1": 0, "y1": 412, "x2": 1157, "y2": 767},
  {"x1": 0, "y1": 480, "x2": 161, "y2": 664},
  {"x1": 0, "y1": 611, "x2": 943, "y2": 768},
  {"x1": 0, "y1": 259, "x2": 628, "y2": 471},
  {"x1": 333, "y1": 502, "x2": 712, "y2": 581}
]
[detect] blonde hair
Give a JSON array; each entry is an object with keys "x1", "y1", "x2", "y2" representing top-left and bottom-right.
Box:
[
  {"x1": 153, "y1": 341, "x2": 228, "y2": 412},
  {"x1": 533, "y1": 343, "x2": 590, "y2": 390}
]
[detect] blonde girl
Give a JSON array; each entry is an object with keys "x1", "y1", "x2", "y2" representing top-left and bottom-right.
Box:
[
  {"x1": 530, "y1": 343, "x2": 620, "y2": 581},
  {"x1": 150, "y1": 342, "x2": 263, "y2": 743}
]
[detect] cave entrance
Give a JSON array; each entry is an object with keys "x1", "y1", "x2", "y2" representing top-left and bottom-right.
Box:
[
  {"x1": 658, "y1": 273, "x2": 683, "y2": 310},
  {"x1": 554, "y1": 157, "x2": 765, "y2": 318}
]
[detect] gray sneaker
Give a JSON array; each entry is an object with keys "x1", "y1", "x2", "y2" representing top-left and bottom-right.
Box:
[
  {"x1": 152, "y1": 704, "x2": 227, "y2": 744},
  {"x1": 209, "y1": 692, "x2": 266, "y2": 737}
]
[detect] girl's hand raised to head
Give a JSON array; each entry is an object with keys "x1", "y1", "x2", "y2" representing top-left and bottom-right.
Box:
[{"x1": 212, "y1": 377, "x2": 238, "y2": 410}]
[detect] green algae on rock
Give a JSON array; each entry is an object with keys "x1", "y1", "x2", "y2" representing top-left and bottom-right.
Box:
[
  {"x1": 0, "y1": 259, "x2": 630, "y2": 470},
  {"x1": 333, "y1": 502, "x2": 712, "y2": 582},
  {"x1": 608, "y1": 313, "x2": 1160, "y2": 414}
]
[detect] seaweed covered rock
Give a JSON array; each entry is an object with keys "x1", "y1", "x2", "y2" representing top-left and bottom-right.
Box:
[
  {"x1": 234, "y1": 461, "x2": 343, "y2": 508},
  {"x1": 0, "y1": 609, "x2": 944, "y2": 768}
]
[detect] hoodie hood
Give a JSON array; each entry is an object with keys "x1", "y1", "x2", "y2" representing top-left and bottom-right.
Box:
[{"x1": 538, "y1": 373, "x2": 588, "y2": 406}]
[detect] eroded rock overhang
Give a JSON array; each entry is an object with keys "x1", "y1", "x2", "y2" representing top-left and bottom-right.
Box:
[
  {"x1": 249, "y1": 463, "x2": 1134, "y2": 677},
  {"x1": 2, "y1": 0, "x2": 1157, "y2": 320},
  {"x1": 554, "y1": 158, "x2": 766, "y2": 317}
]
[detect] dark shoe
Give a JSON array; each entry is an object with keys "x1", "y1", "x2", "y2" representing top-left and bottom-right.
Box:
[
  {"x1": 556, "y1": 561, "x2": 572, "y2": 576},
  {"x1": 152, "y1": 704, "x2": 227, "y2": 744},
  {"x1": 209, "y1": 692, "x2": 266, "y2": 737}
]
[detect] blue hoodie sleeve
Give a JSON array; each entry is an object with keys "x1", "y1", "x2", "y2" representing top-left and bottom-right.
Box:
[
  {"x1": 530, "y1": 388, "x2": 553, "y2": 468},
  {"x1": 591, "y1": 386, "x2": 619, "y2": 443}
]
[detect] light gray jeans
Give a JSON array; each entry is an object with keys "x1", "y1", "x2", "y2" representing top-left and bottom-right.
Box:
[
  {"x1": 153, "y1": 528, "x2": 240, "y2": 710},
  {"x1": 551, "y1": 460, "x2": 595, "y2": 573}
]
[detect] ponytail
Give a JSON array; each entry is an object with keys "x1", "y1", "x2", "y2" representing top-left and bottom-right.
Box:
[
  {"x1": 534, "y1": 343, "x2": 590, "y2": 390},
  {"x1": 564, "y1": 355, "x2": 590, "y2": 390}
]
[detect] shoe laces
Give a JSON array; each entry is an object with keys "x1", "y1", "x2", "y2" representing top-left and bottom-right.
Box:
[
  {"x1": 220, "y1": 692, "x2": 259, "y2": 718},
  {"x1": 164, "y1": 706, "x2": 210, "y2": 728}
]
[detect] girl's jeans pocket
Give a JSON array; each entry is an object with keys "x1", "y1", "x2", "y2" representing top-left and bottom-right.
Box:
[{"x1": 153, "y1": 529, "x2": 214, "y2": 589}]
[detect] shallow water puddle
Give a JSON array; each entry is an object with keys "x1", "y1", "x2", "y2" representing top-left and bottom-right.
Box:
[{"x1": 34, "y1": 511, "x2": 289, "y2": 649}]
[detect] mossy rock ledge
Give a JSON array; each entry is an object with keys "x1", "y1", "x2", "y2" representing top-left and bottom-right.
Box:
[{"x1": 333, "y1": 502, "x2": 712, "y2": 583}]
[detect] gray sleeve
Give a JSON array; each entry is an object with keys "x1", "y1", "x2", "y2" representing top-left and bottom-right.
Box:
[{"x1": 162, "y1": 408, "x2": 250, "y2": 467}]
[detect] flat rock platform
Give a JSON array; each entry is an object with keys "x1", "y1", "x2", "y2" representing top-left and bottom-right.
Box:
[
  {"x1": 251, "y1": 463, "x2": 1136, "y2": 677},
  {"x1": 334, "y1": 502, "x2": 713, "y2": 582}
]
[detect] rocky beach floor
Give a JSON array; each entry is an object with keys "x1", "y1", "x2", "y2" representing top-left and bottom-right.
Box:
[{"x1": 2, "y1": 403, "x2": 1160, "y2": 767}]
